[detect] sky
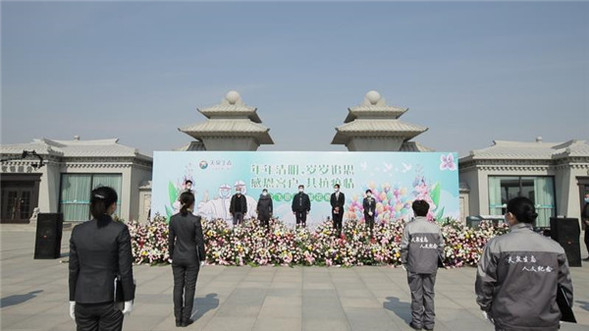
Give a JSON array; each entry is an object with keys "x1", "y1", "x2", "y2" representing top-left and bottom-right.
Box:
[{"x1": 2, "y1": 1, "x2": 588, "y2": 157}]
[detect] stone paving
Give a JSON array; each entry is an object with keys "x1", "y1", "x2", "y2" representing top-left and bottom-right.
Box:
[{"x1": 1, "y1": 225, "x2": 588, "y2": 331}]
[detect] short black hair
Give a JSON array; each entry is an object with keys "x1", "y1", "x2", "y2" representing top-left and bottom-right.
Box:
[
  {"x1": 334, "y1": 184, "x2": 340, "y2": 188},
  {"x1": 185, "y1": 180, "x2": 193, "y2": 185},
  {"x1": 506, "y1": 197, "x2": 538, "y2": 224},
  {"x1": 366, "y1": 189, "x2": 372, "y2": 194},
  {"x1": 298, "y1": 184, "x2": 304, "y2": 189},
  {"x1": 412, "y1": 200, "x2": 430, "y2": 217}
]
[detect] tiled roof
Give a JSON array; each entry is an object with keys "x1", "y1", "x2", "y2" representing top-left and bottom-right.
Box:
[
  {"x1": 179, "y1": 120, "x2": 274, "y2": 144},
  {"x1": 335, "y1": 119, "x2": 427, "y2": 135},
  {"x1": 461, "y1": 139, "x2": 589, "y2": 161},
  {"x1": 400, "y1": 141, "x2": 435, "y2": 152},
  {"x1": 0, "y1": 138, "x2": 152, "y2": 160}
]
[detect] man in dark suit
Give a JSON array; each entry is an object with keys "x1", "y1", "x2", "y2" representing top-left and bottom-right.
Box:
[
  {"x1": 292, "y1": 184, "x2": 311, "y2": 227},
  {"x1": 69, "y1": 186, "x2": 134, "y2": 331},
  {"x1": 330, "y1": 184, "x2": 346, "y2": 237},
  {"x1": 229, "y1": 187, "x2": 247, "y2": 226},
  {"x1": 363, "y1": 189, "x2": 377, "y2": 237}
]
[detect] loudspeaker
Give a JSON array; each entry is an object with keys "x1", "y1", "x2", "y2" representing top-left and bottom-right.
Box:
[
  {"x1": 550, "y1": 217, "x2": 581, "y2": 267},
  {"x1": 34, "y1": 213, "x2": 63, "y2": 259}
]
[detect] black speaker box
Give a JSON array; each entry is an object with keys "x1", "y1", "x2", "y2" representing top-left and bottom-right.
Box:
[
  {"x1": 34, "y1": 213, "x2": 64, "y2": 259},
  {"x1": 550, "y1": 217, "x2": 581, "y2": 267}
]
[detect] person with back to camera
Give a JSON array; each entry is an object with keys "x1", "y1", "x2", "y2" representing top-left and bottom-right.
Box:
[
  {"x1": 256, "y1": 188, "x2": 273, "y2": 232},
  {"x1": 292, "y1": 184, "x2": 311, "y2": 227},
  {"x1": 330, "y1": 184, "x2": 346, "y2": 237},
  {"x1": 69, "y1": 186, "x2": 134, "y2": 331},
  {"x1": 168, "y1": 191, "x2": 206, "y2": 327},
  {"x1": 476, "y1": 196, "x2": 574, "y2": 331},
  {"x1": 400, "y1": 200, "x2": 445, "y2": 331},
  {"x1": 363, "y1": 189, "x2": 377, "y2": 237}
]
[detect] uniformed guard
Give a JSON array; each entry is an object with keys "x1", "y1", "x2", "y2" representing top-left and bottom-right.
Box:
[{"x1": 400, "y1": 200, "x2": 445, "y2": 331}]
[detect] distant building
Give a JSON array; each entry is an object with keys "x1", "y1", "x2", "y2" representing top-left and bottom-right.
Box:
[
  {"x1": 0, "y1": 137, "x2": 152, "y2": 223},
  {"x1": 177, "y1": 91, "x2": 274, "y2": 151},
  {"x1": 331, "y1": 91, "x2": 432, "y2": 152},
  {"x1": 459, "y1": 138, "x2": 589, "y2": 227}
]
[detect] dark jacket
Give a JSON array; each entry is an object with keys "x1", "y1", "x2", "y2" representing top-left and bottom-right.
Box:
[
  {"x1": 291, "y1": 192, "x2": 311, "y2": 212},
  {"x1": 229, "y1": 194, "x2": 247, "y2": 214},
  {"x1": 475, "y1": 223, "x2": 573, "y2": 330},
  {"x1": 256, "y1": 194, "x2": 273, "y2": 221},
  {"x1": 400, "y1": 217, "x2": 445, "y2": 274},
  {"x1": 330, "y1": 191, "x2": 345, "y2": 214},
  {"x1": 363, "y1": 197, "x2": 376, "y2": 219},
  {"x1": 168, "y1": 213, "x2": 206, "y2": 266},
  {"x1": 69, "y1": 216, "x2": 135, "y2": 303}
]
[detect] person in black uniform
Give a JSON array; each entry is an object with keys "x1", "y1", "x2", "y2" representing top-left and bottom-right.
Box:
[
  {"x1": 363, "y1": 189, "x2": 377, "y2": 236},
  {"x1": 69, "y1": 186, "x2": 134, "y2": 331},
  {"x1": 229, "y1": 187, "x2": 247, "y2": 226},
  {"x1": 291, "y1": 185, "x2": 311, "y2": 227},
  {"x1": 256, "y1": 188, "x2": 273, "y2": 232},
  {"x1": 168, "y1": 191, "x2": 206, "y2": 327},
  {"x1": 330, "y1": 184, "x2": 345, "y2": 237}
]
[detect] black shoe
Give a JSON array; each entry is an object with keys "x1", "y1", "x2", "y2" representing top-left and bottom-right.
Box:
[
  {"x1": 424, "y1": 326, "x2": 434, "y2": 331},
  {"x1": 175, "y1": 320, "x2": 182, "y2": 327},
  {"x1": 583, "y1": 257, "x2": 589, "y2": 261},
  {"x1": 409, "y1": 322, "x2": 423, "y2": 330},
  {"x1": 181, "y1": 319, "x2": 194, "y2": 327}
]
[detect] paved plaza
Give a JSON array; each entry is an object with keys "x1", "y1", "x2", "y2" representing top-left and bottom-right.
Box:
[{"x1": 1, "y1": 225, "x2": 588, "y2": 331}]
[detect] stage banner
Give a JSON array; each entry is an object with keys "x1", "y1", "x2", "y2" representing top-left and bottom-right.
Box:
[{"x1": 151, "y1": 151, "x2": 459, "y2": 226}]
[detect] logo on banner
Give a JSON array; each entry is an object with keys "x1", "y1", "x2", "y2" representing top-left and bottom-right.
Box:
[{"x1": 199, "y1": 160, "x2": 208, "y2": 169}]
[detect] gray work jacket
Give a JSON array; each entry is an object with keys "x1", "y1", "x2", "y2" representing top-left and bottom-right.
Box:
[
  {"x1": 475, "y1": 223, "x2": 573, "y2": 330},
  {"x1": 400, "y1": 217, "x2": 445, "y2": 274}
]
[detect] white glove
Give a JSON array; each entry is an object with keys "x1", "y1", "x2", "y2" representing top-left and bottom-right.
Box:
[
  {"x1": 368, "y1": 211, "x2": 373, "y2": 216},
  {"x1": 69, "y1": 301, "x2": 75, "y2": 320},
  {"x1": 167, "y1": 258, "x2": 173, "y2": 264},
  {"x1": 122, "y1": 301, "x2": 133, "y2": 315},
  {"x1": 482, "y1": 311, "x2": 494, "y2": 324},
  {"x1": 401, "y1": 264, "x2": 407, "y2": 271},
  {"x1": 200, "y1": 261, "x2": 205, "y2": 267}
]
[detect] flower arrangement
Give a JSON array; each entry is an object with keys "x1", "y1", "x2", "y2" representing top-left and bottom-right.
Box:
[{"x1": 127, "y1": 215, "x2": 509, "y2": 267}]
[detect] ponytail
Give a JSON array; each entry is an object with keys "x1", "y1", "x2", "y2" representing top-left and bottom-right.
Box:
[
  {"x1": 179, "y1": 191, "x2": 195, "y2": 216},
  {"x1": 90, "y1": 186, "x2": 118, "y2": 220}
]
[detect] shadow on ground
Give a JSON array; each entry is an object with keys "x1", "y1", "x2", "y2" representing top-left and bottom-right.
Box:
[
  {"x1": 1, "y1": 290, "x2": 43, "y2": 308},
  {"x1": 191, "y1": 293, "x2": 219, "y2": 320},
  {"x1": 383, "y1": 296, "x2": 412, "y2": 324}
]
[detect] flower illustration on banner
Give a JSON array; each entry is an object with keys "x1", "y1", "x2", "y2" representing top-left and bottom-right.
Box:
[{"x1": 440, "y1": 153, "x2": 457, "y2": 171}]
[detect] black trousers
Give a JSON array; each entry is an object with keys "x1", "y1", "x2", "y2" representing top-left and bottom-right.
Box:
[
  {"x1": 75, "y1": 302, "x2": 123, "y2": 331},
  {"x1": 332, "y1": 212, "x2": 343, "y2": 235},
  {"x1": 365, "y1": 215, "x2": 375, "y2": 234},
  {"x1": 295, "y1": 211, "x2": 307, "y2": 226},
  {"x1": 172, "y1": 264, "x2": 199, "y2": 322}
]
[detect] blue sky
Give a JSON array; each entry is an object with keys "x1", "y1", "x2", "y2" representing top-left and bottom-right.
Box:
[{"x1": 2, "y1": 1, "x2": 588, "y2": 157}]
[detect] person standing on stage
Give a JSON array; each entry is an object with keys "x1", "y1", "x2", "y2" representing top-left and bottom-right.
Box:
[
  {"x1": 69, "y1": 186, "x2": 134, "y2": 331},
  {"x1": 168, "y1": 191, "x2": 206, "y2": 327},
  {"x1": 257, "y1": 188, "x2": 273, "y2": 231},
  {"x1": 476, "y1": 196, "x2": 573, "y2": 330},
  {"x1": 292, "y1": 185, "x2": 311, "y2": 227},
  {"x1": 229, "y1": 186, "x2": 247, "y2": 226},
  {"x1": 363, "y1": 189, "x2": 377, "y2": 236},
  {"x1": 330, "y1": 184, "x2": 345, "y2": 237},
  {"x1": 400, "y1": 200, "x2": 445, "y2": 331}
]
